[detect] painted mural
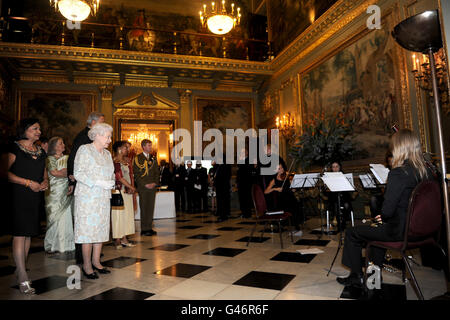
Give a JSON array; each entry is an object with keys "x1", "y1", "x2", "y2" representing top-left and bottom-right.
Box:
[
  {"x1": 20, "y1": 91, "x2": 95, "y2": 152},
  {"x1": 300, "y1": 28, "x2": 401, "y2": 162}
]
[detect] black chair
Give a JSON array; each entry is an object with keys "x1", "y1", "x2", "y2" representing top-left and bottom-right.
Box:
[
  {"x1": 247, "y1": 184, "x2": 294, "y2": 249},
  {"x1": 364, "y1": 180, "x2": 445, "y2": 300}
]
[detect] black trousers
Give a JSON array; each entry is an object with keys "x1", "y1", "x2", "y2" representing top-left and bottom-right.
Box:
[
  {"x1": 216, "y1": 189, "x2": 230, "y2": 219},
  {"x1": 342, "y1": 224, "x2": 400, "y2": 274},
  {"x1": 185, "y1": 186, "x2": 194, "y2": 212},
  {"x1": 174, "y1": 185, "x2": 185, "y2": 211},
  {"x1": 238, "y1": 183, "x2": 252, "y2": 217},
  {"x1": 201, "y1": 190, "x2": 208, "y2": 212}
]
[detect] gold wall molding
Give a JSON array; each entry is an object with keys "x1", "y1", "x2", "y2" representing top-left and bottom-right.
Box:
[
  {"x1": 20, "y1": 74, "x2": 69, "y2": 83},
  {"x1": 0, "y1": 42, "x2": 272, "y2": 75}
]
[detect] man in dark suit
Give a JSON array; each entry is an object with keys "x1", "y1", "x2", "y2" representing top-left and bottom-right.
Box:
[
  {"x1": 160, "y1": 160, "x2": 172, "y2": 188},
  {"x1": 194, "y1": 162, "x2": 208, "y2": 212},
  {"x1": 214, "y1": 157, "x2": 231, "y2": 222},
  {"x1": 133, "y1": 139, "x2": 160, "y2": 236},
  {"x1": 237, "y1": 149, "x2": 253, "y2": 218},
  {"x1": 185, "y1": 160, "x2": 195, "y2": 213},
  {"x1": 67, "y1": 111, "x2": 104, "y2": 265},
  {"x1": 173, "y1": 161, "x2": 186, "y2": 212}
]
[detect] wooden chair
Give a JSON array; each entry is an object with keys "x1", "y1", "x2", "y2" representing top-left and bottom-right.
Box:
[
  {"x1": 364, "y1": 180, "x2": 444, "y2": 300},
  {"x1": 247, "y1": 184, "x2": 294, "y2": 249}
]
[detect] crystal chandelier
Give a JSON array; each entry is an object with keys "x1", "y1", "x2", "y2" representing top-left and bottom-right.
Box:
[
  {"x1": 127, "y1": 131, "x2": 158, "y2": 151},
  {"x1": 49, "y1": 0, "x2": 100, "y2": 22},
  {"x1": 199, "y1": 1, "x2": 241, "y2": 35},
  {"x1": 276, "y1": 112, "x2": 296, "y2": 138}
]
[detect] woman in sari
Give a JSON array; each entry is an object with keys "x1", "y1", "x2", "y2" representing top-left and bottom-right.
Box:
[{"x1": 44, "y1": 137, "x2": 75, "y2": 253}]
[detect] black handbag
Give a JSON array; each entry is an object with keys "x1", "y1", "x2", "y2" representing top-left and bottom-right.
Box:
[{"x1": 111, "y1": 188, "x2": 124, "y2": 210}]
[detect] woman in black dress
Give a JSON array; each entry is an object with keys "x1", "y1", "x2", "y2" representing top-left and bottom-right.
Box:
[
  {"x1": 264, "y1": 162, "x2": 303, "y2": 231},
  {"x1": 7, "y1": 118, "x2": 48, "y2": 294}
]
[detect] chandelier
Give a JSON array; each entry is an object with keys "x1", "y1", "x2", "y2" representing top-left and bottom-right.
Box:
[
  {"x1": 49, "y1": 0, "x2": 100, "y2": 22},
  {"x1": 276, "y1": 112, "x2": 296, "y2": 138},
  {"x1": 411, "y1": 49, "x2": 449, "y2": 116},
  {"x1": 127, "y1": 131, "x2": 158, "y2": 151},
  {"x1": 199, "y1": 1, "x2": 241, "y2": 35}
]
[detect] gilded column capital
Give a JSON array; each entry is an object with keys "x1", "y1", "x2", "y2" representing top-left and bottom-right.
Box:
[{"x1": 99, "y1": 85, "x2": 114, "y2": 101}]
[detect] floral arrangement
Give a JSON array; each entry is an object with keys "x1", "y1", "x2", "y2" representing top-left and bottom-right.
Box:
[{"x1": 289, "y1": 111, "x2": 355, "y2": 170}]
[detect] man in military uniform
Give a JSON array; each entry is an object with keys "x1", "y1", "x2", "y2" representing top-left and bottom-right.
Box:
[{"x1": 133, "y1": 139, "x2": 159, "y2": 236}]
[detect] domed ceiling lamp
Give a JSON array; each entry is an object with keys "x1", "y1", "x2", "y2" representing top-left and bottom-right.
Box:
[
  {"x1": 49, "y1": 0, "x2": 100, "y2": 22},
  {"x1": 199, "y1": 1, "x2": 241, "y2": 35}
]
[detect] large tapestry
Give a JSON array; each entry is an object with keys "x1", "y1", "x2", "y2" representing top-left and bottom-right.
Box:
[
  {"x1": 19, "y1": 90, "x2": 96, "y2": 151},
  {"x1": 300, "y1": 25, "x2": 408, "y2": 164}
]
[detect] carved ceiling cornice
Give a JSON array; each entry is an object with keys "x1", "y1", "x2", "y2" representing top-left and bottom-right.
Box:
[{"x1": 0, "y1": 42, "x2": 271, "y2": 74}]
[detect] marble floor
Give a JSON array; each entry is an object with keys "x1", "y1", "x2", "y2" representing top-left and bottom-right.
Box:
[{"x1": 0, "y1": 212, "x2": 448, "y2": 300}]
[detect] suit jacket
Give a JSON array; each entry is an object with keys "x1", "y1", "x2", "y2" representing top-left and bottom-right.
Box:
[
  {"x1": 193, "y1": 167, "x2": 208, "y2": 192},
  {"x1": 381, "y1": 160, "x2": 431, "y2": 238},
  {"x1": 160, "y1": 166, "x2": 172, "y2": 186},
  {"x1": 214, "y1": 164, "x2": 231, "y2": 192},
  {"x1": 132, "y1": 153, "x2": 159, "y2": 191},
  {"x1": 185, "y1": 167, "x2": 196, "y2": 188},
  {"x1": 174, "y1": 165, "x2": 187, "y2": 187},
  {"x1": 67, "y1": 127, "x2": 90, "y2": 186}
]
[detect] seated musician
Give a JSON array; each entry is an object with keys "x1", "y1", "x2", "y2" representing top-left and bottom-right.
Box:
[
  {"x1": 322, "y1": 161, "x2": 357, "y2": 231},
  {"x1": 336, "y1": 129, "x2": 433, "y2": 288},
  {"x1": 264, "y1": 163, "x2": 303, "y2": 231}
]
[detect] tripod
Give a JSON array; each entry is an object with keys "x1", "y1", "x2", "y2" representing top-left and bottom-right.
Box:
[{"x1": 327, "y1": 191, "x2": 345, "y2": 276}]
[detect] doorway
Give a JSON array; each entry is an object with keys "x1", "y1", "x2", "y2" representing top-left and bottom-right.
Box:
[{"x1": 118, "y1": 119, "x2": 175, "y2": 166}]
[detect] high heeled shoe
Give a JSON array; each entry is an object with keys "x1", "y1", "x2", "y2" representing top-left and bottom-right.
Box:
[
  {"x1": 121, "y1": 242, "x2": 136, "y2": 248},
  {"x1": 92, "y1": 265, "x2": 111, "y2": 274},
  {"x1": 82, "y1": 268, "x2": 99, "y2": 279},
  {"x1": 19, "y1": 280, "x2": 35, "y2": 294}
]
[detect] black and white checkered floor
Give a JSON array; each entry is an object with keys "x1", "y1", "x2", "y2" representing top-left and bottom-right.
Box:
[{"x1": 0, "y1": 213, "x2": 447, "y2": 300}]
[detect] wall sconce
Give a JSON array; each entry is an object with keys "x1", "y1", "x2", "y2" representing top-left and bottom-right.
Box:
[
  {"x1": 275, "y1": 112, "x2": 296, "y2": 138},
  {"x1": 411, "y1": 49, "x2": 449, "y2": 115}
]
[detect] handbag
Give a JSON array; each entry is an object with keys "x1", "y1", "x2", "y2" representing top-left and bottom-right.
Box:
[{"x1": 111, "y1": 187, "x2": 124, "y2": 210}]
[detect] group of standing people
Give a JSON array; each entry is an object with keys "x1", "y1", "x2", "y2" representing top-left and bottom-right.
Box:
[{"x1": 6, "y1": 112, "x2": 165, "y2": 293}]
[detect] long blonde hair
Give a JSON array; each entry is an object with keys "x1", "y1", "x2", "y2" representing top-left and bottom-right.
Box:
[{"x1": 390, "y1": 129, "x2": 427, "y2": 179}]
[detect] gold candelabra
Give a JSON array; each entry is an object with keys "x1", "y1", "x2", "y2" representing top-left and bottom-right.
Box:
[{"x1": 411, "y1": 49, "x2": 449, "y2": 116}]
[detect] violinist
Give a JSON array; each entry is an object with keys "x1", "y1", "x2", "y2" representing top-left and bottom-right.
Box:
[{"x1": 264, "y1": 162, "x2": 303, "y2": 231}]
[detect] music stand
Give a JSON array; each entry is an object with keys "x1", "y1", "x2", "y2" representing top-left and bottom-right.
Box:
[
  {"x1": 291, "y1": 174, "x2": 320, "y2": 227},
  {"x1": 321, "y1": 172, "x2": 355, "y2": 276}
]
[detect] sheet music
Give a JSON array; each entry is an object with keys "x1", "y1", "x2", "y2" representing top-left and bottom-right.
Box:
[
  {"x1": 344, "y1": 173, "x2": 354, "y2": 187},
  {"x1": 359, "y1": 174, "x2": 377, "y2": 188},
  {"x1": 291, "y1": 173, "x2": 320, "y2": 188},
  {"x1": 321, "y1": 172, "x2": 355, "y2": 192},
  {"x1": 370, "y1": 164, "x2": 390, "y2": 184}
]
